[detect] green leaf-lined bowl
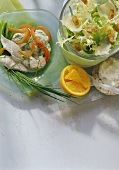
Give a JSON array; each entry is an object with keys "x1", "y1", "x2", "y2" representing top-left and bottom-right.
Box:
[{"x1": 0, "y1": 9, "x2": 68, "y2": 93}]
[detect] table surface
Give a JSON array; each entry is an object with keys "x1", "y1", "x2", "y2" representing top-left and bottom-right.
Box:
[{"x1": 1, "y1": 0, "x2": 119, "y2": 170}]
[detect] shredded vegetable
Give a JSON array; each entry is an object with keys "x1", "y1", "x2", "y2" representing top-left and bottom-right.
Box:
[{"x1": 60, "y1": 0, "x2": 119, "y2": 56}]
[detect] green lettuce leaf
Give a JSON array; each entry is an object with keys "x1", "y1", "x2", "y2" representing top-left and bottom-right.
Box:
[{"x1": 92, "y1": 32, "x2": 106, "y2": 45}]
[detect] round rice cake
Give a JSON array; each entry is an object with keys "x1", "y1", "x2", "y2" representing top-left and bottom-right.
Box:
[{"x1": 92, "y1": 57, "x2": 119, "y2": 95}]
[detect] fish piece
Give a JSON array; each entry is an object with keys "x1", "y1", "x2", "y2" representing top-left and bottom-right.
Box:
[
  {"x1": 38, "y1": 56, "x2": 46, "y2": 68},
  {"x1": 29, "y1": 56, "x2": 46, "y2": 70},
  {"x1": 1, "y1": 35, "x2": 21, "y2": 62},
  {"x1": 0, "y1": 55, "x2": 28, "y2": 72}
]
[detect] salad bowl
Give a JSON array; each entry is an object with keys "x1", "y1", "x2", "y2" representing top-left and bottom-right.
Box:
[
  {"x1": 0, "y1": 9, "x2": 68, "y2": 93},
  {"x1": 59, "y1": 0, "x2": 119, "y2": 67}
]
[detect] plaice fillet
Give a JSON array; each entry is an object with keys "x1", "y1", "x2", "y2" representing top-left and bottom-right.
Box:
[
  {"x1": 1, "y1": 34, "x2": 21, "y2": 62},
  {"x1": 0, "y1": 55, "x2": 28, "y2": 72}
]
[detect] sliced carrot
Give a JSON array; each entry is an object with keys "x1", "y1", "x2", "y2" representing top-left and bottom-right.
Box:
[
  {"x1": 31, "y1": 27, "x2": 44, "y2": 47},
  {"x1": 19, "y1": 24, "x2": 33, "y2": 29},
  {"x1": 8, "y1": 27, "x2": 27, "y2": 33},
  {"x1": 36, "y1": 26, "x2": 52, "y2": 42},
  {"x1": 36, "y1": 42, "x2": 50, "y2": 62},
  {"x1": 42, "y1": 46, "x2": 50, "y2": 62},
  {"x1": 0, "y1": 48, "x2": 5, "y2": 54},
  {"x1": 15, "y1": 29, "x2": 31, "y2": 44},
  {"x1": 30, "y1": 27, "x2": 36, "y2": 39}
]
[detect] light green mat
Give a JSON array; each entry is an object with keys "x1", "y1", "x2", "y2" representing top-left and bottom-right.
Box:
[
  {"x1": 0, "y1": 0, "x2": 37, "y2": 96},
  {"x1": 0, "y1": 0, "x2": 24, "y2": 13}
]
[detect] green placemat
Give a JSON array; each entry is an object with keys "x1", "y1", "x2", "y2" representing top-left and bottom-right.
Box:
[{"x1": 0, "y1": 0, "x2": 24, "y2": 13}]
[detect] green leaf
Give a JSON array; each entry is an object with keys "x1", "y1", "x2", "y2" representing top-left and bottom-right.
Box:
[
  {"x1": 92, "y1": 32, "x2": 106, "y2": 45},
  {"x1": 83, "y1": 44, "x2": 94, "y2": 54},
  {"x1": 67, "y1": 28, "x2": 74, "y2": 37},
  {"x1": 114, "y1": 33, "x2": 119, "y2": 45},
  {"x1": 76, "y1": 30, "x2": 84, "y2": 36},
  {"x1": 91, "y1": 7, "x2": 98, "y2": 18},
  {"x1": 0, "y1": 20, "x2": 15, "y2": 55},
  {"x1": 69, "y1": 6, "x2": 73, "y2": 16}
]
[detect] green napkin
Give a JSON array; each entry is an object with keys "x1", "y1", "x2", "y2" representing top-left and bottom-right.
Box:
[{"x1": 0, "y1": 0, "x2": 24, "y2": 13}]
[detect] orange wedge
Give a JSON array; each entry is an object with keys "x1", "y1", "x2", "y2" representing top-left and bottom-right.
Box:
[{"x1": 60, "y1": 65, "x2": 91, "y2": 96}]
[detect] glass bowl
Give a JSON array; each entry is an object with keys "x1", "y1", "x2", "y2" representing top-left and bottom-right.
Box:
[
  {"x1": 0, "y1": 9, "x2": 68, "y2": 93},
  {"x1": 59, "y1": 0, "x2": 119, "y2": 67}
]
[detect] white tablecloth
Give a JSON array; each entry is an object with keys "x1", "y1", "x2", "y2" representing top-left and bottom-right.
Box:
[{"x1": 1, "y1": 0, "x2": 119, "y2": 170}]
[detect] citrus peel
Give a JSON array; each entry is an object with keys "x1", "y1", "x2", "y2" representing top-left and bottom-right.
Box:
[{"x1": 60, "y1": 65, "x2": 91, "y2": 96}]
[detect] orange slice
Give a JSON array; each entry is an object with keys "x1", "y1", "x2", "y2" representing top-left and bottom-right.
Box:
[{"x1": 60, "y1": 65, "x2": 91, "y2": 96}]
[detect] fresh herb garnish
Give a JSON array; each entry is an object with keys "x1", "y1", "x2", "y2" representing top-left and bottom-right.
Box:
[{"x1": 5, "y1": 68, "x2": 74, "y2": 102}]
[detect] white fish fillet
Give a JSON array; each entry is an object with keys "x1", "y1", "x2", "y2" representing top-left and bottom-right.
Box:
[
  {"x1": 1, "y1": 35, "x2": 21, "y2": 62},
  {"x1": 0, "y1": 55, "x2": 28, "y2": 72},
  {"x1": 29, "y1": 56, "x2": 46, "y2": 70}
]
